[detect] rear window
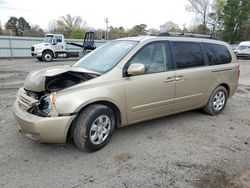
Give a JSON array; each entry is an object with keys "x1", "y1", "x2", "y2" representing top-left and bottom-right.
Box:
[
  {"x1": 172, "y1": 42, "x2": 204, "y2": 69},
  {"x1": 203, "y1": 43, "x2": 232, "y2": 65}
]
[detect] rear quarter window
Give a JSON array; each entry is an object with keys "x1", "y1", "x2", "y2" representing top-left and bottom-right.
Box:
[{"x1": 202, "y1": 43, "x2": 232, "y2": 65}]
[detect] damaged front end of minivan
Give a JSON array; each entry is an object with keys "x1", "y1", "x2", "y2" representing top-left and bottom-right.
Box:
[
  {"x1": 19, "y1": 66, "x2": 99, "y2": 117},
  {"x1": 13, "y1": 65, "x2": 100, "y2": 143}
]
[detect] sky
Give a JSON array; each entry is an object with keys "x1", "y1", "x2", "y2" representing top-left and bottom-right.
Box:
[{"x1": 0, "y1": 0, "x2": 196, "y2": 31}]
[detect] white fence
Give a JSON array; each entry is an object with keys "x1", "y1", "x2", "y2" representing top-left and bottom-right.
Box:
[{"x1": 0, "y1": 35, "x2": 107, "y2": 58}]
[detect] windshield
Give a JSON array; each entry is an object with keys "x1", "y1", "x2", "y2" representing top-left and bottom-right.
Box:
[
  {"x1": 236, "y1": 45, "x2": 248, "y2": 50},
  {"x1": 73, "y1": 40, "x2": 138, "y2": 73},
  {"x1": 44, "y1": 35, "x2": 54, "y2": 43}
]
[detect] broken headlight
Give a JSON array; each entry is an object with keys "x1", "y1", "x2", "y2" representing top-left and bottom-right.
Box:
[{"x1": 38, "y1": 92, "x2": 57, "y2": 117}]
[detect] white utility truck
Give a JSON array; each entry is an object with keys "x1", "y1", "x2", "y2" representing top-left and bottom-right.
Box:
[{"x1": 31, "y1": 32, "x2": 95, "y2": 62}]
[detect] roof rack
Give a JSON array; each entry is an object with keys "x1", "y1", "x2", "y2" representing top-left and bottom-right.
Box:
[{"x1": 157, "y1": 32, "x2": 219, "y2": 40}]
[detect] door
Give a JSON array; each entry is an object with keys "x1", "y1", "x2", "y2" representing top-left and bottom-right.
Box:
[
  {"x1": 171, "y1": 41, "x2": 212, "y2": 112},
  {"x1": 52, "y1": 35, "x2": 65, "y2": 52},
  {"x1": 124, "y1": 42, "x2": 175, "y2": 124}
]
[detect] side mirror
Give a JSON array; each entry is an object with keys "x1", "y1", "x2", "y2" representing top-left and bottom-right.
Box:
[
  {"x1": 127, "y1": 63, "x2": 145, "y2": 76},
  {"x1": 52, "y1": 39, "x2": 57, "y2": 45}
]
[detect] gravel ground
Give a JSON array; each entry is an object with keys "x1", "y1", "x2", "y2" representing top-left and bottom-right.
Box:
[{"x1": 0, "y1": 58, "x2": 249, "y2": 188}]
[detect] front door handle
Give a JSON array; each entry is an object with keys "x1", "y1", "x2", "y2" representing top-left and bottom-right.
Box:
[
  {"x1": 164, "y1": 77, "x2": 175, "y2": 83},
  {"x1": 175, "y1": 75, "x2": 184, "y2": 81}
]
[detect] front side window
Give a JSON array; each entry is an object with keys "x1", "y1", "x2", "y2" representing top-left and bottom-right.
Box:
[
  {"x1": 74, "y1": 40, "x2": 138, "y2": 74},
  {"x1": 172, "y1": 42, "x2": 204, "y2": 69},
  {"x1": 203, "y1": 43, "x2": 232, "y2": 65},
  {"x1": 55, "y1": 36, "x2": 62, "y2": 43},
  {"x1": 129, "y1": 42, "x2": 168, "y2": 74}
]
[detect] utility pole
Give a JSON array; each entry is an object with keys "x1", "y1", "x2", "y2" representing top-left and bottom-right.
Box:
[{"x1": 104, "y1": 18, "x2": 109, "y2": 40}]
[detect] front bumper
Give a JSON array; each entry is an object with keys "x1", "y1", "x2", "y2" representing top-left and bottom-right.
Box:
[
  {"x1": 31, "y1": 52, "x2": 42, "y2": 57},
  {"x1": 235, "y1": 53, "x2": 250, "y2": 58},
  {"x1": 13, "y1": 100, "x2": 76, "y2": 143}
]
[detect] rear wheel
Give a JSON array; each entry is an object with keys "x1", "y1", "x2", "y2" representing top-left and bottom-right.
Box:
[
  {"x1": 42, "y1": 51, "x2": 53, "y2": 62},
  {"x1": 203, "y1": 86, "x2": 228, "y2": 116},
  {"x1": 73, "y1": 104, "x2": 115, "y2": 151}
]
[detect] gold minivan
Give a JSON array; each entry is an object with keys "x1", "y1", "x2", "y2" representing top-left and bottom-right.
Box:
[{"x1": 13, "y1": 35, "x2": 239, "y2": 151}]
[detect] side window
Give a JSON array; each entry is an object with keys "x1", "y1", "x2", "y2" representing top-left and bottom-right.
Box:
[
  {"x1": 56, "y1": 36, "x2": 62, "y2": 43},
  {"x1": 130, "y1": 42, "x2": 168, "y2": 74},
  {"x1": 203, "y1": 43, "x2": 232, "y2": 65},
  {"x1": 172, "y1": 42, "x2": 204, "y2": 69}
]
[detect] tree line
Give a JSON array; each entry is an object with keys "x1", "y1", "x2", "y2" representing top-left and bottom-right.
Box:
[{"x1": 0, "y1": 0, "x2": 249, "y2": 43}]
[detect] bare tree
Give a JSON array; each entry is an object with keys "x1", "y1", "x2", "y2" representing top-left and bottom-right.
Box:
[
  {"x1": 49, "y1": 14, "x2": 86, "y2": 37},
  {"x1": 160, "y1": 21, "x2": 180, "y2": 32},
  {"x1": 186, "y1": 0, "x2": 212, "y2": 33}
]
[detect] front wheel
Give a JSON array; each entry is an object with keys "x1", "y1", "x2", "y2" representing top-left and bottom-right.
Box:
[
  {"x1": 42, "y1": 51, "x2": 53, "y2": 62},
  {"x1": 73, "y1": 104, "x2": 115, "y2": 151},
  {"x1": 203, "y1": 86, "x2": 228, "y2": 116}
]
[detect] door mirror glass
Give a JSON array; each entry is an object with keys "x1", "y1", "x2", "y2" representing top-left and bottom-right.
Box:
[
  {"x1": 52, "y1": 38, "x2": 57, "y2": 45},
  {"x1": 127, "y1": 63, "x2": 145, "y2": 76}
]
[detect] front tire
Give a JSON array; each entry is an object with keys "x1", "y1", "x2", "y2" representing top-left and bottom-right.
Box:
[
  {"x1": 203, "y1": 86, "x2": 228, "y2": 116},
  {"x1": 42, "y1": 51, "x2": 53, "y2": 62},
  {"x1": 73, "y1": 104, "x2": 115, "y2": 151}
]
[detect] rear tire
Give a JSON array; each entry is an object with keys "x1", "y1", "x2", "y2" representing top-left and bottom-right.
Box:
[
  {"x1": 203, "y1": 86, "x2": 228, "y2": 116},
  {"x1": 42, "y1": 51, "x2": 53, "y2": 62},
  {"x1": 73, "y1": 104, "x2": 115, "y2": 152}
]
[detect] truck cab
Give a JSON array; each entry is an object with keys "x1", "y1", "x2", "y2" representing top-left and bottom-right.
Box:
[{"x1": 31, "y1": 34, "x2": 69, "y2": 62}]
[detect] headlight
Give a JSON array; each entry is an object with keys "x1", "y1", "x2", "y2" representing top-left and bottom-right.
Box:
[
  {"x1": 35, "y1": 48, "x2": 42, "y2": 52},
  {"x1": 38, "y1": 92, "x2": 57, "y2": 117}
]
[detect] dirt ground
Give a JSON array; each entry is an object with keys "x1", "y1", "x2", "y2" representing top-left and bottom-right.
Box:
[{"x1": 0, "y1": 58, "x2": 249, "y2": 188}]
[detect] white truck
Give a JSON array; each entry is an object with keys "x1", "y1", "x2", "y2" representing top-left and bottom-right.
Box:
[{"x1": 31, "y1": 32, "x2": 95, "y2": 62}]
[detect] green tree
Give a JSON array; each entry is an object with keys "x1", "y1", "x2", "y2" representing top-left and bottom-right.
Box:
[
  {"x1": 108, "y1": 26, "x2": 127, "y2": 39},
  {"x1": 5, "y1": 16, "x2": 31, "y2": 36},
  {"x1": 221, "y1": 0, "x2": 250, "y2": 43},
  {"x1": 127, "y1": 24, "x2": 147, "y2": 36},
  {"x1": 69, "y1": 28, "x2": 86, "y2": 39},
  {"x1": 5, "y1": 17, "x2": 19, "y2": 35},
  {"x1": 241, "y1": 19, "x2": 250, "y2": 41}
]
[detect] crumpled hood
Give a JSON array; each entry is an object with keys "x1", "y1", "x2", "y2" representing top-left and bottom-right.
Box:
[{"x1": 24, "y1": 65, "x2": 99, "y2": 92}]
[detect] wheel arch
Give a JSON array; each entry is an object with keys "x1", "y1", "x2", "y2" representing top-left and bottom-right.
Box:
[
  {"x1": 42, "y1": 49, "x2": 54, "y2": 57},
  {"x1": 219, "y1": 83, "x2": 230, "y2": 96},
  {"x1": 204, "y1": 83, "x2": 231, "y2": 107},
  {"x1": 67, "y1": 100, "x2": 122, "y2": 140}
]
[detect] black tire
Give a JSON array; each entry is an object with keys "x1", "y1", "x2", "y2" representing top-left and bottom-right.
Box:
[
  {"x1": 42, "y1": 51, "x2": 53, "y2": 62},
  {"x1": 73, "y1": 104, "x2": 115, "y2": 152},
  {"x1": 203, "y1": 86, "x2": 228, "y2": 116},
  {"x1": 36, "y1": 57, "x2": 43, "y2": 61}
]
